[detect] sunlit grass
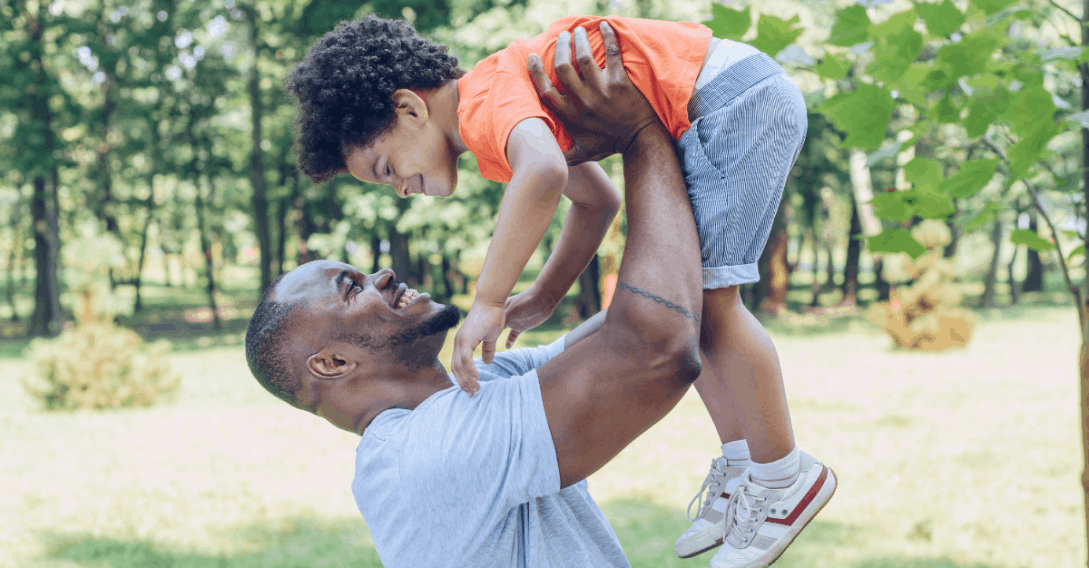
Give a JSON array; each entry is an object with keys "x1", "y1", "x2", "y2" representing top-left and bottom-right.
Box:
[{"x1": 1, "y1": 307, "x2": 1083, "y2": 567}]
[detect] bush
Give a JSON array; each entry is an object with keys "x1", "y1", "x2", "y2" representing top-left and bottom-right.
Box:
[{"x1": 25, "y1": 321, "x2": 181, "y2": 411}]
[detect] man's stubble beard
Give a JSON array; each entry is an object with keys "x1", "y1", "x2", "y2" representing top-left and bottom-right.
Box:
[{"x1": 338, "y1": 303, "x2": 462, "y2": 369}]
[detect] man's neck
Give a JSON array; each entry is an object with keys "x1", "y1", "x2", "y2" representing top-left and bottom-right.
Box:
[{"x1": 357, "y1": 363, "x2": 453, "y2": 435}]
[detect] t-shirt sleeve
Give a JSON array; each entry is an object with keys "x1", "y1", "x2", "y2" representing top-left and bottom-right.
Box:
[
  {"x1": 476, "y1": 335, "x2": 567, "y2": 380},
  {"x1": 458, "y1": 65, "x2": 572, "y2": 182},
  {"x1": 398, "y1": 369, "x2": 561, "y2": 522}
]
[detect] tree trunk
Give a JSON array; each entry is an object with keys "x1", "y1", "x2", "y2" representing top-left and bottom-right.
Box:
[
  {"x1": 980, "y1": 217, "x2": 1004, "y2": 308},
  {"x1": 1007, "y1": 244, "x2": 1020, "y2": 306},
  {"x1": 441, "y1": 252, "x2": 454, "y2": 301},
  {"x1": 756, "y1": 199, "x2": 790, "y2": 314},
  {"x1": 7, "y1": 241, "x2": 19, "y2": 322},
  {"x1": 574, "y1": 254, "x2": 602, "y2": 319},
  {"x1": 195, "y1": 175, "x2": 221, "y2": 330},
  {"x1": 943, "y1": 217, "x2": 960, "y2": 259},
  {"x1": 274, "y1": 169, "x2": 299, "y2": 277},
  {"x1": 1023, "y1": 210, "x2": 1045, "y2": 292},
  {"x1": 388, "y1": 224, "x2": 411, "y2": 283},
  {"x1": 245, "y1": 7, "x2": 272, "y2": 297},
  {"x1": 133, "y1": 170, "x2": 157, "y2": 312},
  {"x1": 29, "y1": 174, "x2": 63, "y2": 337},
  {"x1": 1077, "y1": 2, "x2": 1089, "y2": 561},
  {"x1": 133, "y1": 122, "x2": 158, "y2": 309},
  {"x1": 842, "y1": 193, "x2": 862, "y2": 304},
  {"x1": 371, "y1": 234, "x2": 382, "y2": 274}
]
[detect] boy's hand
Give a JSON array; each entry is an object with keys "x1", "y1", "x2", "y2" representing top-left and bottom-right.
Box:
[
  {"x1": 451, "y1": 300, "x2": 507, "y2": 395},
  {"x1": 503, "y1": 288, "x2": 555, "y2": 348},
  {"x1": 527, "y1": 21, "x2": 660, "y2": 165}
]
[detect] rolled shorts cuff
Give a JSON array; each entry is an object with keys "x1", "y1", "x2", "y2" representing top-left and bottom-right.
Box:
[{"x1": 703, "y1": 263, "x2": 759, "y2": 290}]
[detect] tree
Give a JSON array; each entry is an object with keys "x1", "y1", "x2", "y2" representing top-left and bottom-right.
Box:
[{"x1": 813, "y1": 0, "x2": 1089, "y2": 561}]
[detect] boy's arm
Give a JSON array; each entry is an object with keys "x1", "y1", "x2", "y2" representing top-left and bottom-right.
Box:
[
  {"x1": 450, "y1": 117, "x2": 569, "y2": 394},
  {"x1": 504, "y1": 162, "x2": 621, "y2": 348}
]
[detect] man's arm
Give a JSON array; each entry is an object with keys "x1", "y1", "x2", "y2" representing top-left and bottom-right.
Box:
[
  {"x1": 527, "y1": 23, "x2": 704, "y2": 487},
  {"x1": 539, "y1": 119, "x2": 702, "y2": 487}
]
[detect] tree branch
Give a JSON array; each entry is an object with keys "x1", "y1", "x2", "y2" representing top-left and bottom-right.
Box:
[
  {"x1": 982, "y1": 135, "x2": 1087, "y2": 332},
  {"x1": 1049, "y1": 0, "x2": 1081, "y2": 24}
]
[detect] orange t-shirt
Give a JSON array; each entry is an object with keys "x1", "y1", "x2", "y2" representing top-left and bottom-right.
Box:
[{"x1": 456, "y1": 16, "x2": 713, "y2": 182}]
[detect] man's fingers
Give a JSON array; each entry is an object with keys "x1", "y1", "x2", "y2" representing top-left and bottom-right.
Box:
[
  {"x1": 528, "y1": 54, "x2": 573, "y2": 118},
  {"x1": 505, "y1": 329, "x2": 521, "y2": 349},
  {"x1": 553, "y1": 31, "x2": 593, "y2": 108},
  {"x1": 599, "y1": 21, "x2": 629, "y2": 87},
  {"x1": 572, "y1": 26, "x2": 605, "y2": 94}
]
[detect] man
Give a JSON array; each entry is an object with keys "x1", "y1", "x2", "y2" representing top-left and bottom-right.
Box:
[{"x1": 246, "y1": 28, "x2": 702, "y2": 567}]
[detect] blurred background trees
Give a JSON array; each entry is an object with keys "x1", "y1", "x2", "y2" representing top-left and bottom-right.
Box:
[{"x1": 1, "y1": 0, "x2": 1083, "y2": 352}]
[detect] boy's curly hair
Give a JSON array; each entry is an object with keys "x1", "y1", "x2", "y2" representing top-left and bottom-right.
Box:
[{"x1": 286, "y1": 15, "x2": 465, "y2": 184}]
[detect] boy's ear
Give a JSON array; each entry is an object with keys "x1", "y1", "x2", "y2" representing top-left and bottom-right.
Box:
[
  {"x1": 391, "y1": 89, "x2": 428, "y2": 122},
  {"x1": 307, "y1": 346, "x2": 357, "y2": 379}
]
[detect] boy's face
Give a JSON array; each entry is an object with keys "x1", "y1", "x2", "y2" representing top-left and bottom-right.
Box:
[{"x1": 345, "y1": 91, "x2": 458, "y2": 198}]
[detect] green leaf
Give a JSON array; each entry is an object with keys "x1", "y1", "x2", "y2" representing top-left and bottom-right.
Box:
[
  {"x1": 815, "y1": 54, "x2": 851, "y2": 80},
  {"x1": 818, "y1": 83, "x2": 895, "y2": 150},
  {"x1": 938, "y1": 31, "x2": 1003, "y2": 79},
  {"x1": 892, "y1": 64, "x2": 932, "y2": 107},
  {"x1": 933, "y1": 93, "x2": 960, "y2": 123},
  {"x1": 921, "y1": 66, "x2": 957, "y2": 91},
  {"x1": 868, "y1": 228, "x2": 928, "y2": 259},
  {"x1": 870, "y1": 191, "x2": 915, "y2": 222},
  {"x1": 1007, "y1": 86, "x2": 1056, "y2": 138},
  {"x1": 749, "y1": 14, "x2": 804, "y2": 57},
  {"x1": 966, "y1": 202, "x2": 1001, "y2": 230},
  {"x1": 915, "y1": 0, "x2": 966, "y2": 38},
  {"x1": 943, "y1": 159, "x2": 999, "y2": 198},
  {"x1": 904, "y1": 186, "x2": 956, "y2": 218},
  {"x1": 1068, "y1": 244, "x2": 1086, "y2": 261},
  {"x1": 704, "y1": 4, "x2": 751, "y2": 41},
  {"x1": 963, "y1": 88, "x2": 1009, "y2": 137},
  {"x1": 904, "y1": 157, "x2": 942, "y2": 189},
  {"x1": 971, "y1": 0, "x2": 1018, "y2": 15},
  {"x1": 1011, "y1": 229, "x2": 1056, "y2": 252},
  {"x1": 1008, "y1": 121, "x2": 1060, "y2": 179},
  {"x1": 868, "y1": 11, "x2": 924, "y2": 83},
  {"x1": 829, "y1": 5, "x2": 872, "y2": 47}
]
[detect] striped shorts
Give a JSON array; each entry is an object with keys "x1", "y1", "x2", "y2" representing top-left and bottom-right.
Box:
[{"x1": 677, "y1": 51, "x2": 808, "y2": 289}]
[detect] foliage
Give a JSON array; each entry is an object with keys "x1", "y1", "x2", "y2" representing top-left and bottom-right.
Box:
[{"x1": 25, "y1": 320, "x2": 180, "y2": 411}]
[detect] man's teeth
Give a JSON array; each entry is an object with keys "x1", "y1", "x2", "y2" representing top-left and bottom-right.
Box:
[{"x1": 397, "y1": 289, "x2": 419, "y2": 308}]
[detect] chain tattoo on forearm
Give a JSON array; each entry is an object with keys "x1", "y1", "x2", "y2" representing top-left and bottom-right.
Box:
[{"x1": 617, "y1": 282, "x2": 700, "y2": 324}]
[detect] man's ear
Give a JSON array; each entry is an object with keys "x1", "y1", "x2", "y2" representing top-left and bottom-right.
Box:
[
  {"x1": 306, "y1": 346, "x2": 357, "y2": 379},
  {"x1": 390, "y1": 89, "x2": 428, "y2": 122}
]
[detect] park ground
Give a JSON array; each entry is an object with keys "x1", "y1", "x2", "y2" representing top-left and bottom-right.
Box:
[{"x1": 0, "y1": 302, "x2": 1084, "y2": 568}]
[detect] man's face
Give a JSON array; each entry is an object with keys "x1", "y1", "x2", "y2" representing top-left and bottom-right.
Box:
[{"x1": 274, "y1": 260, "x2": 460, "y2": 365}]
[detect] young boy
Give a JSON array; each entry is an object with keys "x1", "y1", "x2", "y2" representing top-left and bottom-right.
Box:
[{"x1": 287, "y1": 15, "x2": 835, "y2": 568}]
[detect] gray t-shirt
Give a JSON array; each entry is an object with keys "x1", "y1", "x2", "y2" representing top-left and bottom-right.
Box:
[{"x1": 352, "y1": 336, "x2": 630, "y2": 568}]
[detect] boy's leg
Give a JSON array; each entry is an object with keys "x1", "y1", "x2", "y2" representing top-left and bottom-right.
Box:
[{"x1": 702, "y1": 286, "x2": 794, "y2": 465}]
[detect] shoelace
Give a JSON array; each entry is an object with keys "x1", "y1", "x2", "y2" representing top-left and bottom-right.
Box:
[
  {"x1": 723, "y1": 482, "x2": 767, "y2": 546},
  {"x1": 686, "y1": 459, "x2": 726, "y2": 522}
]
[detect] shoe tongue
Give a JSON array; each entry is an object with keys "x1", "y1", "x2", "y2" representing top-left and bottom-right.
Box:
[{"x1": 713, "y1": 456, "x2": 728, "y2": 470}]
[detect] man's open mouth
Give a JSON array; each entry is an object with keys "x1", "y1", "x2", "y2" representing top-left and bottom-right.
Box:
[{"x1": 395, "y1": 287, "x2": 421, "y2": 309}]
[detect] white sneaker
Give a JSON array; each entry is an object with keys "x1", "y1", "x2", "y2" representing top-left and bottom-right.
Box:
[
  {"x1": 709, "y1": 452, "x2": 837, "y2": 568},
  {"x1": 674, "y1": 456, "x2": 749, "y2": 558}
]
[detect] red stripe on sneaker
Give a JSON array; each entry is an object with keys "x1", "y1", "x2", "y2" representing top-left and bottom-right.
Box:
[{"x1": 766, "y1": 466, "x2": 829, "y2": 526}]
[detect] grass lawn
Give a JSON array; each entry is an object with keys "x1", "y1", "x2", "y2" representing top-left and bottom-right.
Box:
[{"x1": 0, "y1": 306, "x2": 1083, "y2": 567}]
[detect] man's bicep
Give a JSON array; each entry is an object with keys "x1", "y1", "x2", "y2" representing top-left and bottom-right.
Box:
[{"x1": 538, "y1": 327, "x2": 691, "y2": 488}]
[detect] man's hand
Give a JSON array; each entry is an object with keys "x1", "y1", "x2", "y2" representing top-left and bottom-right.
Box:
[{"x1": 527, "y1": 21, "x2": 660, "y2": 165}]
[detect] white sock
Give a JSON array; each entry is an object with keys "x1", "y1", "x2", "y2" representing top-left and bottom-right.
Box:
[
  {"x1": 721, "y1": 440, "x2": 751, "y2": 467},
  {"x1": 750, "y1": 446, "x2": 800, "y2": 489}
]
